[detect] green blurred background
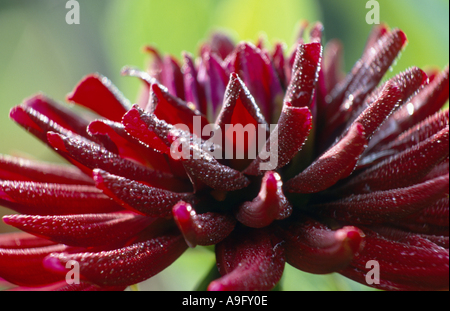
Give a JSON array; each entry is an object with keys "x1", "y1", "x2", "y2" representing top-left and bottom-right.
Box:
[{"x1": 0, "y1": 0, "x2": 448, "y2": 291}]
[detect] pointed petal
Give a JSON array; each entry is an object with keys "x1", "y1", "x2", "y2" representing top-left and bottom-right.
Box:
[
  {"x1": 313, "y1": 175, "x2": 449, "y2": 224},
  {"x1": 141, "y1": 48, "x2": 185, "y2": 100},
  {"x1": 121, "y1": 106, "x2": 171, "y2": 155},
  {"x1": 216, "y1": 73, "x2": 268, "y2": 130},
  {"x1": 20, "y1": 94, "x2": 90, "y2": 137},
  {"x1": 148, "y1": 83, "x2": 209, "y2": 136},
  {"x1": 93, "y1": 169, "x2": 196, "y2": 217},
  {"x1": 208, "y1": 228, "x2": 285, "y2": 291},
  {"x1": 0, "y1": 180, "x2": 122, "y2": 215},
  {"x1": 0, "y1": 154, "x2": 93, "y2": 185},
  {"x1": 3, "y1": 212, "x2": 151, "y2": 248},
  {"x1": 235, "y1": 171, "x2": 292, "y2": 228},
  {"x1": 9, "y1": 96, "x2": 91, "y2": 144},
  {"x1": 182, "y1": 52, "x2": 208, "y2": 115},
  {"x1": 172, "y1": 201, "x2": 236, "y2": 247},
  {"x1": 323, "y1": 67, "x2": 427, "y2": 148},
  {"x1": 362, "y1": 24, "x2": 390, "y2": 55},
  {"x1": 66, "y1": 74, "x2": 131, "y2": 122},
  {"x1": 284, "y1": 42, "x2": 322, "y2": 109},
  {"x1": 283, "y1": 218, "x2": 365, "y2": 274},
  {"x1": 368, "y1": 226, "x2": 449, "y2": 249},
  {"x1": 244, "y1": 103, "x2": 312, "y2": 175},
  {"x1": 44, "y1": 232, "x2": 187, "y2": 287},
  {"x1": 197, "y1": 51, "x2": 230, "y2": 119},
  {"x1": 160, "y1": 55, "x2": 185, "y2": 100},
  {"x1": 143, "y1": 45, "x2": 164, "y2": 82},
  {"x1": 215, "y1": 73, "x2": 268, "y2": 167},
  {"x1": 287, "y1": 122, "x2": 367, "y2": 193}
]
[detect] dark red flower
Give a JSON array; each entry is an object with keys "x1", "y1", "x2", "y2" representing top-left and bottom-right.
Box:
[{"x1": 0, "y1": 22, "x2": 448, "y2": 291}]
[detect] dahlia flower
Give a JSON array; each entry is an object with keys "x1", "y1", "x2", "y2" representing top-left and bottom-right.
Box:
[{"x1": 0, "y1": 22, "x2": 448, "y2": 291}]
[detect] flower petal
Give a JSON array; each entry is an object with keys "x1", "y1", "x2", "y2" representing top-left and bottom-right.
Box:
[
  {"x1": 340, "y1": 231, "x2": 449, "y2": 291},
  {"x1": 286, "y1": 122, "x2": 367, "y2": 193},
  {"x1": 44, "y1": 232, "x2": 187, "y2": 287},
  {"x1": 400, "y1": 197, "x2": 449, "y2": 228},
  {"x1": 147, "y1": 83, "x2": 209, "y2": 136},
  {"x1": 46, "y1": 131, "x2": 187, "y2": 192},
  {"x1": 321, "y1": 39, "x2": 344, "y2": 97},
  {"x1": 244, "y1": 103, "x2": 312, "y2": 175},
  {"x1": 348, "y1": 67, "x2": 427, "y2": 139},
  {"x1": 272, "y1": 42, "x2": 287, "y2": 88},
  {"x1": 123, "y1": 106, "x2": 250, "y2": 191},
  {"x1": 3, "y1": 212, "x2": 151, "y2": 248},
  {"x1": 0, "y1": 154, "x2": 93, "y2": 185},
  {"x1": 284, "y1": 42, "x2": 322, "y2": 109},
  {"x1": 87, "y1": 119, "x2": 171, "y2": 171},
  {"x1": 283, "y1": 217, "x2": 365, "y2": 274},
  {"x1": 215, "y1": 73, "x2": 268, "y2": 168},
  {"x1": 359, "y1": 109, "x2": 449, "y2": 167},
  {"x1": 182, "y1": 52, "x2": 208, "y2": 114},
  {"x1": 202, "y1": 32, "x2": 235, "y2": 60},
  {"x1": 93, "y1": 169, "x2": 196, "y2": 217},
  {"x1": 0, "y1": 180, "x2": 122, "y2": 215},
  {"x1": 172, "y1": 201, "x2": 236, "y2": 247},
  {"x1": 325, "y1": 29, "x2": 407, "y2": 122},
  {"x1": 313, "y1": 175, "x2": 449, "y2": 224},
  {"x1": 197, "y1": 51, "x2": 230, "y2": 119},
  {"x1": 369, "y1": 65, "x2": 449, "y2": 149},
  {"x1": 216, "y1": 73, "x2": 268, "y2": 131},
  {"x1": 339, "y1": 126, "x2": 449, "y2": 193},
  {"x1": 160, "y1": 55, "x2": 186, "y2": 101},
  {"x1": 182, "y1": 157, "x2": 250, "y2": 192},
  {"x1": 0, "y1": 232, "x2": 55, "y2": 249},
  {"x1": 121, "y1": 106, "x2": 171, "y2": 155},
  {"x1": 235, "y1": 171, "x2": 292, "y2": 228},
  {"x1": 66, "y1": 74, "x2": 131, "y2": 122},
  {"x1": 10, "y1": 95, "x2": 91, "y2": 144},
  {"x1": 225, "y1": 42, "x2": 283, "y2": 123},
  {"x1": 0, "y1": 244, "x2": 67, "y2": 287},
  {"x1": 208, "y1": 227, "x2": 285, "y2": 291}
]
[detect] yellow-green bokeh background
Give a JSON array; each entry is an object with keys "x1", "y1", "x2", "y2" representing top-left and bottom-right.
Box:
[{"x1": 0, "y1": 0, "x2": 448, "y2": 291}]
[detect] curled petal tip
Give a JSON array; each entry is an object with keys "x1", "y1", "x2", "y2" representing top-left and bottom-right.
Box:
[
  {"x1": 284, "y1": 219, "x2": 365, "y2": 274},
  {"x1": 42, "y1": 254, "x2": 68, "y2": 275},
  {"x1": 173, "y1": 201, "x2": 236, "y2": 247},
  {"x1": 235, "y1": 171, "x2": 292, "y2": 228}
]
